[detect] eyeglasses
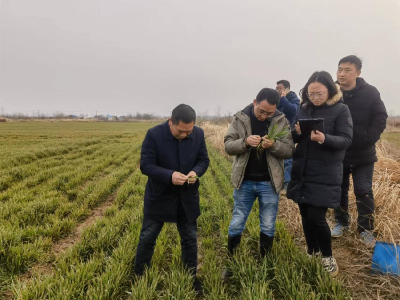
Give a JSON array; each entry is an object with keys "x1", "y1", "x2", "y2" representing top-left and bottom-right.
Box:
[
  {"x1": 307, "y1": 92, "x2": 326, "y2": 99},
  {"x1": 257, "y1": 107, "x2": 274, "y2": 117}
]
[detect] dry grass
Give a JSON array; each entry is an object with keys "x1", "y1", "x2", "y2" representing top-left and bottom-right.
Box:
[
  {"x1": 202, "y1": 122, "x2": 400, "y2": 299},
  {"x1": 386, "y1": 117, "x2": 400, "y2": 132},
  {"x1": 201, "y1": 122, "x2": 231, "y2": 158}
]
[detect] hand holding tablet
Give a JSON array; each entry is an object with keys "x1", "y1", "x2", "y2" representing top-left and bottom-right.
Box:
[{"x1": 298, "y1": 118, "x2": 325, "y2": 136}]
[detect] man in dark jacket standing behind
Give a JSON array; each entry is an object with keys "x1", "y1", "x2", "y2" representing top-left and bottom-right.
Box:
[
  {"x1": 276, "y1": 80, "x2": 300, "y2": 127},
  {"x1": 276, "y1": 80, "x2": 300, "y2": 191},
  {"x1": 134, "y1": 104, "x2": 209, "y2": 294},
  {"x1": 332, "y1": 55, "x2": 388, "y2": 247}
]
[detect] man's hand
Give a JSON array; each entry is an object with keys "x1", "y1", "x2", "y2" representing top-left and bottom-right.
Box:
[
  {"x1": 246, "y1": 135, "x2": 262, "y2": 147},
  {"x1": 280, "y1": 89, "x2": 287, "y2": 97},
  {"x1": 261, "y1": 137, "x2": 274, "y2": 149},
  {"x1": 311, "y1": 130, "x2": 325, "y2": 143},
  {"x1": 172, "y1": 172, "x2": 188, "y2": 185},
  {"x1": 187, "y1": 171, "x2": 197, "y2": 184},
  {"x1": 295, "y1": 122, "x2": 301, "y2": 134}
]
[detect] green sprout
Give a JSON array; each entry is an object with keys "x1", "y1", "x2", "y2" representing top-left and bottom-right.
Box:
[{"x1": 256, "y1": 124, "x2": 290, "y2": 160}]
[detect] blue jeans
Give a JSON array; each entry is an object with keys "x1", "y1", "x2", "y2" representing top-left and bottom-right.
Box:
[
  {"x1": 228, "y1": 180, "x2": 280, "y2": 237},
  {"x1": 134, "y1": 216, "x2": 198, "y2": 276},
  {"x1": 284, "y1": 158, "x2": 292, "y2": 185}
]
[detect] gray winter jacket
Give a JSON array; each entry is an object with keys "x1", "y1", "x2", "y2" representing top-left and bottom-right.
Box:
[{"x1": 224, "y1": 104, "x2": 294, "y2": 193}]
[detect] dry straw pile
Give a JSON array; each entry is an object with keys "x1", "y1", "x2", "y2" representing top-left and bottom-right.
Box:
[{"x1": 201, "y1": 120, "x2": 400, "y2": 299}]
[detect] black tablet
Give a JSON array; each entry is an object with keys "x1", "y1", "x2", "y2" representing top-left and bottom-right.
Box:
[{"x1": 299, "y1": 118, "x2": 325, "y2": 136}]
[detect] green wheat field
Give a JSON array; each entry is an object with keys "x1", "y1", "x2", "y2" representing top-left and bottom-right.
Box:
[{"x1": 0, "y1": 122, "x2": 350, "y2": 299}]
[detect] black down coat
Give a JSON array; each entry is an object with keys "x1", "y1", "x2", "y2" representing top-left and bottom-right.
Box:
[
  {"x1": 341, "y1": 78, "x2": 387, "y2": 167},
  {"x1": 287, "y1": 89, "x2": 353, "y2": 208}
]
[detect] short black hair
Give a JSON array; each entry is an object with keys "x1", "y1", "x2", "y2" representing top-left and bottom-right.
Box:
[
  {"x1": 301, "y1": 71, "x2": 338, "y2": 106},
  {"x1": 171, "y1": 104, "x2": 196, "y2": 125},
  {"x1": 256, "y1": 88, "x2": 280, "y2": 106},
  {"x1": 338, "y1": 55, "x2": 362, "y2": 71},
  {"x1": 276, "y1": 80, "x2": 290, "y2": 89}
]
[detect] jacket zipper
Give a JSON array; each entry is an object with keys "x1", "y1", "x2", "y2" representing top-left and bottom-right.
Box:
[{"x1": 236, "y1": 113, "x2": 284, "y2": 190}]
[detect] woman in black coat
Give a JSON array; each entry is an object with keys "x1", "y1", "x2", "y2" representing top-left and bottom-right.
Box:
[{"x1": 287, "y1": 71, "x2": 353, "y2": 278}]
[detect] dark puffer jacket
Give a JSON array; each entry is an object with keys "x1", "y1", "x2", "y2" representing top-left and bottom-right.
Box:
[
  {"x1": 287, "y1": 88, "x2": 353, "y2": 208},
  {"x1": 277, "y1": 91, "x2": 300, "y2": 127},
  {"x1": 341, "y1": 77, "x2": 387, "y2": 167}
]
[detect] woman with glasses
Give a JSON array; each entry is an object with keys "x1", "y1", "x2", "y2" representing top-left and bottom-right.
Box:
[{"x1": 286, "y1": 71, "x2": 353, "y2": 277}]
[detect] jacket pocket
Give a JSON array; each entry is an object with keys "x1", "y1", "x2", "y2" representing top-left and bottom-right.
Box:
[
  {"x1": 291, "y1": 158, "x2": 304, "y2": 181},
  {"x1": 304, "y1": 160, "x2": 342, "y2": 186},
  {"x1": 149, "y1": 180, "x2": 175, "y2": 200},
  {"x1": 352, "y1": 125, "x2": 368, "y2": 148}
]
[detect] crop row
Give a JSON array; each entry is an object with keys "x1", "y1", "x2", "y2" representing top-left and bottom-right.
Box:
[
  {"x1": 0, "y1": 142, "x2": 107, "y2": 192},
  {"x1": 0, "y1": 142, "x2": 141, "y2": 201},
  {"x1": 0, "y1": 139, "x2": 103, "y2": 170}
]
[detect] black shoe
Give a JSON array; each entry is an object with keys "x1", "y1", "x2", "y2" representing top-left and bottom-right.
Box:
[
  {"x1": 193, "y1": 277, "x2": 204, "y2": 295},
  {"x1": 260, "y1": 232, "x2": 274, "y2": 258}
]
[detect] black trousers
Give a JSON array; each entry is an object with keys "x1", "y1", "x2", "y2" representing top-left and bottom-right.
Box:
[
  {"x1": 334, "y1": 163, "x2": 375, "y2": 232},
  {"x1": 134, "y1": 207, "x2": 198, "y2": 276},
  {"x1": 299, "y1": 203, "x2": 332, "y2": 257}
]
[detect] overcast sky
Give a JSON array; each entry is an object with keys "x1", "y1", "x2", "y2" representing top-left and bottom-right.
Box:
[{"x1": 1, "y1": 0, "x2": 399, "y2": 117}]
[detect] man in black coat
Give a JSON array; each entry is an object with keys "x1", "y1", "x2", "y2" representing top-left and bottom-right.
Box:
[
  {"x1": 134, "y1": 104, "x2": 209, "y2": 294},
  {"x1": 332, "y1": 55, "x2": 388, "y2": 247},
  {"x1": 276, "y1": 80, "x2": 300, "y2": 191}
]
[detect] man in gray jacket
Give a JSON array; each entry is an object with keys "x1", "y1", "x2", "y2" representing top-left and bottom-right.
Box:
[{"x1": 224, "y1": 88, "x2": 294, "y2": 266}]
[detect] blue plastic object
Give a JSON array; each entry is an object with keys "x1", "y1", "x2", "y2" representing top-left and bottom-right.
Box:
[{"x1": 371, "y1": 241, "x2": 400, "y2": 276}]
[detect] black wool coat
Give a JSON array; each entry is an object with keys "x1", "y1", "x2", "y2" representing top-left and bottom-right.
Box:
[
  {"x1": 341, "y1": 77, "x2": 387, "y2": 167},
  {"x1": 287, "y1": 90, "x2": 353, "y2": 208},
  {"x1": 140, "y1": 121, "x2": 209, "y2": 222}
]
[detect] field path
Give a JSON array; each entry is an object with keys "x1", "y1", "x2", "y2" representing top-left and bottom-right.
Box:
[{"x1": 52, "y1": 192, "x2": 117, "y2": 256}]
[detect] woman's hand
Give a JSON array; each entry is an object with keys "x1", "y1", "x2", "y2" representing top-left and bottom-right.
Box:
[
  {"x1": 295, "y1": 122, "x2": 301, "y2": 134},
  {"x1": 311, "y1": 130, "x2": 325, "y2": 143}
]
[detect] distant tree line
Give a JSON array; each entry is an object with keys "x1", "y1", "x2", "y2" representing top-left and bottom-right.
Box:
[{"x1": 0, "y1": 110, "x2": 160, "y2": 121}]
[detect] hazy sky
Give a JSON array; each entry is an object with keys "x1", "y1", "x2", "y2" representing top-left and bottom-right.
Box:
[{"x1": 1, "y1": 0, "x2": 399, "y2": 117}]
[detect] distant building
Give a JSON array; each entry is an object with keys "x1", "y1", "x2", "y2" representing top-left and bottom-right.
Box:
[
  {"x1": 107, "y1": 114, "x2": 117, "y2": 121},
  {"x1": 93, "y1": 115, "x2": 107, "y2": 121}
]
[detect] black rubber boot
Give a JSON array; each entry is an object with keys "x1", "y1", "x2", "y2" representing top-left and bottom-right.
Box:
[
  {"x1": 227, "y1": 234, "x2": 242, "y2": 255},
  {"x1": 260, "y1": 232, "x2": 274, "y2": 258},
  {"x1": 222, "y1": 234, "x2": 242, "y2": 280}
]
